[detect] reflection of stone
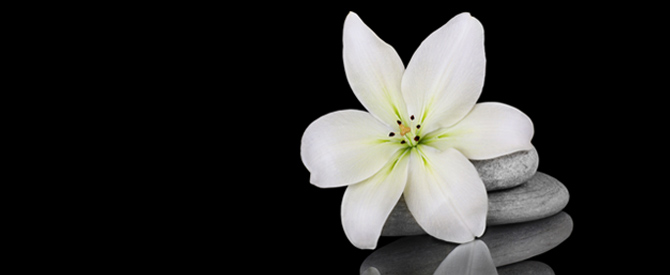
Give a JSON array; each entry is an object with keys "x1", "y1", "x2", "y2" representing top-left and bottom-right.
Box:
[
  {"x1": 472, "y1": 147, "x2": 539, "y2": 191},
  {"x1": 361, "y1": 267, "x2": 380, "y2": 275},
  {"x1": 485, "y1": 212, "x2": 572, "y2": 267},
  {"x1": 498, "y1": 261, "x2": 554, "y2": 275},
  {"x1": 364, "y1": 261, "x2": 554, "y2": 275},
  {"x1": 361, "y1": 212, "x2": 573, "y2": 274},
  {"x1": 382, "y1": 172, "x2": 570, "y2": 236}
]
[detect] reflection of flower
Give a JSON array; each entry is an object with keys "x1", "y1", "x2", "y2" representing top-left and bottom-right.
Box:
[
  {"x1": 434, "y1": 240, "x2": 497, "y2": 275},
  {"x1": 301, "y1": 12, "x2": 534, "y2": 249},
  {"x1": 363, "y1": 240, "x2": 497, "y2": 275}
]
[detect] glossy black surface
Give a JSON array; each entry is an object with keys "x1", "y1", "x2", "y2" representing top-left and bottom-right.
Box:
[{"x1": 361, "y1": 212, "x2": 572, "y2": 274}]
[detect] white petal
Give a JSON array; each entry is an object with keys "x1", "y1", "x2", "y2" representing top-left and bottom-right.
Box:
[
  {"x1": 433, "y1": 240, "x2": 498, "y2": 275},
  {"x1": 301, "y1": 110, "x2": 403, "y2": 188},
  {"x1": 423, "y1": 102, "x2": 534, "y2": 160},
  {"x1": 341, "y1": 150, "x2": 409, "y2": 249},
  {"x1": 401, "y1": 13, "x2": 486, "y2": 134},
  {"x1": 343, "y1": 12, "x2": 408, "y2": 127},
  {"x1": 404, "y1": 146, "x2": 487, "y2": 243}
]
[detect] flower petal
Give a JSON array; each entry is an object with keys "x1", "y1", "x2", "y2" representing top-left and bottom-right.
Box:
[
  {"x1": 341, "y1": 150, "x2": 409, "y2": 249},
  {"x1": 343, "y1": 12, "x2": 408, "y2": 127},
  {"x1": 404, "y1": 146, "x2": 487, "y2": 243},
  {"x1": 301, "y1": 110, "x2": 403, "y2": 188},
  {"x1": 423, "y1": 102, "x2": 534, "y2": 160},
  {"x1": 433, "y1": 240, "x2": 498, "y2": 275},
  {"x1": 401, "y1": 12, "x2": 486, "y2": 134}
]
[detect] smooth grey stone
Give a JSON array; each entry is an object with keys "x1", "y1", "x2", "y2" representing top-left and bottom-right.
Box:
[
  {"x1": 381, "y1": 196, "x2": 425, "y2": 236},
  {"x1": 472, "y1": 147, "x2": 539, "y2": 191},
  {"x1": 498, "y1": 261, "x2": 554, "y2": 275},
  {"x1": 361, "y1": 212, "x2": 572, "y2": 275},
  {"x1": 382, "y1": 172, "x2": 569, "y2": 236},
  {"x1": 487, "y1": 172, "x2": 569, "y2": 225}
]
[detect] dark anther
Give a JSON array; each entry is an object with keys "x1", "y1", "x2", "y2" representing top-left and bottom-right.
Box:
[
  {"x1": 388, "y1": 132, "x2": 395, "y2": 137},
  {"x1": 397, "y1": 120, "x2": 402, "y2": 125},
  {"x1": 414, "y1": 136, "x2": 420, "y2": 141},
  {"x1": 400, "y1": 140, "x2": 406, "y2": 144},
  {"x1": 416, "y1": 124, "x2": 421, "y2": 129},
  {"x1": 410, "y1": 115, "x2": 415, "y2": 120}
]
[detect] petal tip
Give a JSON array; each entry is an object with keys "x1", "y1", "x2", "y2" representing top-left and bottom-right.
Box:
[
  {"x1": 452, "y1": 12, "x2": 484, "y2": 32},
  {"x1": 458, "y1": 11, "x2": 479, "y2": 20},
  {"x1": 343, "y1": 226, "x2": 379, "y2": 250},
  {"x1": 358, "y1": 243, "x2": 377, "y2": 250},
  {"x1": 345, "y1": 11, "x2": 361, "y2": 22}
]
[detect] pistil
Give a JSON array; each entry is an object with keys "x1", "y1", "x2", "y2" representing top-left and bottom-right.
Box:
[{"x1": 399, "y1": 123, "x2": 412, "y2": 137}]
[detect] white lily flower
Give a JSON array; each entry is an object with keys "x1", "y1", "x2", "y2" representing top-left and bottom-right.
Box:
[{"x1": 300, "y1": 12, "x2": 534, "y2": 249}]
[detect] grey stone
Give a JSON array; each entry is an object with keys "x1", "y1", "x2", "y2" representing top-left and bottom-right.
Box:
[
  {"x1": 361, "y1": 212, "x2": 573, "y2": 274},
  {"x1": 381, "y1": 196, "x2": 425, "y2": 236},
  {"x1": 487, "y1": 172, "x2": 569, "y2": 226},
  {"x1": 382, "y1": 172, "x2": 569, "y2": 236},
  {"x1": 472, "y1": 147, "x2": 539, "y2": 191}
]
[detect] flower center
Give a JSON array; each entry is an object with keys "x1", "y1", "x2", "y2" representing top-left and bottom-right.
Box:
[{"x1": 388, "y1": 116, "x2": 422, "y2": 147}]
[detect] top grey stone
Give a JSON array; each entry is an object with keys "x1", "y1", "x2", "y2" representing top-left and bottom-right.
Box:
[{"x1": 472, "y1": 147, "x2": 539, "y2": 191}]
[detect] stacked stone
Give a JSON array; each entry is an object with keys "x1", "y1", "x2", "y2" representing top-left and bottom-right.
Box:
[{"x1": 362, "y1": 147, "x2": 572, "y2": 274}]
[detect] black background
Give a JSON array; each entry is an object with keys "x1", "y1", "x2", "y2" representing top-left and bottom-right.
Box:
[
  {"x1": 17, "y1": 2, "x2": 661, "y2": 273},
  {"x1": 171, "y1": 3, "x2": 658, "y2": 273}
]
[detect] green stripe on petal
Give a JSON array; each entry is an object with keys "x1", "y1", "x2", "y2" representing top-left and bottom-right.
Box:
[
  {"x1": 301, "y1": 110, "x2": 404, "y2": 188},
  {"x1": 341, "y1": 149, "x2": 410, "y2": 249},
  {"x1": 404, "y1": 146, "x2": 487, "y2": 243},
  {"x1": 343, "y1": 12, "x2": 408, "y2": 127},
  {"x1": 422, "y1": 102, "x2": 534, "y2": 160},
  {"x1": 401, "y1": 13, "x2": 486, "y2": 134}
]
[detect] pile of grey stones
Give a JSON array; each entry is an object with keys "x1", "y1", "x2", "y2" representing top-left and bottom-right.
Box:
[{"x1": 361, "y1": 147, "x2": 572, "y2": 274}]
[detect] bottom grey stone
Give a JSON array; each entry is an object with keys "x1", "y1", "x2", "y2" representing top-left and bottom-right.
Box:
[{"x1": 382, "y1": 172, "x2": 569, "y2": 236}]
